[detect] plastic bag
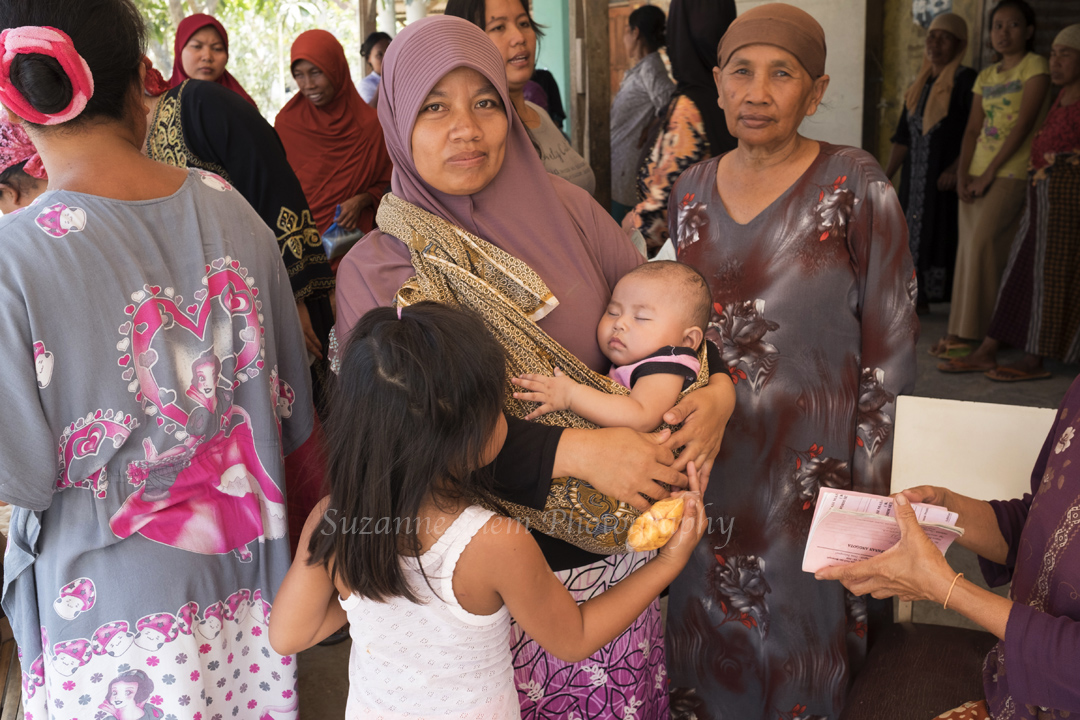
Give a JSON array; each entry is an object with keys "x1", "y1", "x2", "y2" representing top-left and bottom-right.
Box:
[{"x1": 320, "y1": 204, "x2": 365, "y2": 261}]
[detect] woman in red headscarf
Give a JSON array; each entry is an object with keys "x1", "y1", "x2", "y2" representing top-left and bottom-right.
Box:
[
  {"x1": 170, "y1": 13, "x2": 257, "y2": 108},
  {"x1": 275, "y1": 29, "x2": 393, "y2": 237}
]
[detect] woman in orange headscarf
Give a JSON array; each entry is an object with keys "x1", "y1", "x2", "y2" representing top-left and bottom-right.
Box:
[{"x1": 275, "y1": 30, "x2": 393, "y2": 238}]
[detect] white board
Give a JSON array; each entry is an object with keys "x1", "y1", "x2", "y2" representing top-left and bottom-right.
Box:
[{"x1": 891, "y1": 395, "x2": 1057, "y2": 502}]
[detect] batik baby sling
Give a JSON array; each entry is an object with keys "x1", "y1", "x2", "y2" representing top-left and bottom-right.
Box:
[{"x1": 375, "y1": 193, "x2": 709, "y2": 554}]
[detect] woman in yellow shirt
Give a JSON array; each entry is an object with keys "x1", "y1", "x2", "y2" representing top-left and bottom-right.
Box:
[{"x1": 932, "y1": 0, "x2": 1049, "y2": 364}]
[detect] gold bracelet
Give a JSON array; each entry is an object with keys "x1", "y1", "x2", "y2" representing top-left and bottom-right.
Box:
[{"x1": 943, "y1": 572, "x2": 964, "y2": 610}]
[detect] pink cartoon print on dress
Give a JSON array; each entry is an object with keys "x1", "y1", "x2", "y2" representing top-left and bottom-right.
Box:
[
  {"x1": 109, "y1": 263, "x2": 287, "y2": 562},
  {"x1": 196, "y1": 601, "x2": 224, "y2": 642},
  {"x1": 250, "y1": 588, "x2": 271, "y2": 625},
  {"x1": 91, "y1": 620, "x2": 135, "y2": 658},
  {"x1": 52, "y1": 577, "x2": 96, "y2": 620},
  {"x1": 21, "y1": 653, "x2": 44, "y2": 699},
  {"x1": 51, "y1": 637, "x2": 93, "y2": 676},
  {"x1": 197, "y1": 169, "x2": 232, "y2": 192},
  {"x1": 272, "y1": 369, "x2": 295, "y2": 421},
  {"x1": 56, "y1": 410, "x2": 138, "y2": 499},
  {"x1": 33, "y1": 340, "x2": 53, "y2": 389},
  {"x1": 258, "y1": 695, "x2": 299, "y2": 720},
  {"x1": 133, "y1": 612, "x2": 179, "y2": 652},
  {"x1": 176, "y1": 600, "x2": 199, "y2": 635},
  {"x1": 224, "y1": 589, "x2": 252, "y2": 624},
  {"x1": 100, "y1": 669, "x2": 164, "y2": 720},
  {"x1": 34, "y1": 201, "x2": 86, "y2": 237}
]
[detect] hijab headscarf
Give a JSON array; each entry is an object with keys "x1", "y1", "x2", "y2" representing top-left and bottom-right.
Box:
[
  {"x1": 904, "y1": 12, "x2": 968, "y2": 135},
  {"x1": 169, "y1": 14, "x2": 257, "y2": 108},
  {"x1": 335, "y1": 15, "x2": 641, "y2": 372},
  {"x1": 275, "y1": 29, "x2": 393, "y2": 235},
  {"x1": 1054, "y1": 23, "x2": 1080, "y2": 52},
  {"x1": 718, "y1": 3, "x2": 827, "y2": 79},
  {"x1": 666, "y1": 0, "x2": 737, "y2": 156}
]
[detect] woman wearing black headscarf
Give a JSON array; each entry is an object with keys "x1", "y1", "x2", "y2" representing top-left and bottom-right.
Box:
[{"x1": 626, "y1": 0, "x2": 737, "y2": 252}]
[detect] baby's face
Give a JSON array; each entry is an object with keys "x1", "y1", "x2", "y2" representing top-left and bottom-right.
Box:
[{"x1": 597, "y1": 274, "x2": 696, "y2": 366}]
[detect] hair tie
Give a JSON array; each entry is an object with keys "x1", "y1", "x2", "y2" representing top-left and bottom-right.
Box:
[
  {"x1": 396, "y1": 306, "x2": 404, "y2": 319},
  {"x1": 0, "y1": 26, "x2": 95, "y2": 126}
]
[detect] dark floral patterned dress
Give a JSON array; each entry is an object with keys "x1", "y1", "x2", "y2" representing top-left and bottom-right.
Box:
[{"x1": 666, "y1": 143, "x2": 918, "y2": 720}]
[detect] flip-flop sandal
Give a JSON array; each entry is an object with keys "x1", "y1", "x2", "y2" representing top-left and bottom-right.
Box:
[
  {"x1": 928, "y1": 340, "x2": 972, "y2": 359},
  {"x1": 984, "y1": 367, "x2": 1052, "y2": 382},
  {"x1": 937, "y1": 358, "x2": 995, "y2": 373}
]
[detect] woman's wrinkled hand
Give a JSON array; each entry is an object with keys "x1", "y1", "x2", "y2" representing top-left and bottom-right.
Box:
[
  {"x1": 815, "y1": 494, "x2": 953, "y2": 603},
  {"x1": 899, "y1": 485, "x2": 948, "y2": 507},
  {"x1": 661, "y1": 374, "x2": 736, "y2": 479},
  {"x1": 336, "y1": 193, "x2": 373, "y2": 230},
  {"x1": 569, "y1": 427, "x2": 688, "y2": 512}
]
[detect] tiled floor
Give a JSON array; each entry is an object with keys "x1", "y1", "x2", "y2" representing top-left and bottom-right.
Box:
[{"x1": 295, "y1": 303, "x2": 1079, "y2": 718}]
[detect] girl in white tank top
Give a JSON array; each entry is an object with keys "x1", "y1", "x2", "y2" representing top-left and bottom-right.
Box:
[{"x1": 269, "y1": 302, "x2": 706, "y2": 719}]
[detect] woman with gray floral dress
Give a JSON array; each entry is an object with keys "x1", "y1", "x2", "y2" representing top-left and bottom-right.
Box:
[{"x1": 664, "y1": 5, "x2": 918, "y2": 719}]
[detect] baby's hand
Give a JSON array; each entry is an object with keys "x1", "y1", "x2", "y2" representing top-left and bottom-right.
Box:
[{"x1": 511, "y1": 368, "x2": 579, "y2": 420}]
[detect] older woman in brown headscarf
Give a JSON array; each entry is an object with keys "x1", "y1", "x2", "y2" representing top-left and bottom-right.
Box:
[
  {"x1": 884, "y1": 13, "x2": 976, "y2": 314},
  {"x1": 664, "y1": 4, "x2": 917, "y2": 718},
  {"x1": 276, "y1": 30, "x2": 393, "y2": 238}
]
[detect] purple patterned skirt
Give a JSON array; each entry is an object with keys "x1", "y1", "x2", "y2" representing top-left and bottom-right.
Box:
[{"x1": 510, "y1": 551, "x2": 669, "y2": 719}]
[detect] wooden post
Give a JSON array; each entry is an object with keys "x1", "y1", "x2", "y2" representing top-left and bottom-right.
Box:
[
  {"x1": 568, "y1": 0, "x2": 586, "y2": 153},
  {"x1": 358, "y1": 0, "x2": 378, "y2": 78},
  {"x1": 584, "y1": 0, "x2": 611, "y2": 209},
  {"x1": 569, "y1": 0, "x2": 611, "y2": 207}
]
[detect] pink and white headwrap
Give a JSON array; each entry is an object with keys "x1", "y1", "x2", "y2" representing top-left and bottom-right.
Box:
[
  {"x1": 0, "y1": 26, "x2": 94, "y2": 126},
  {"x1": 0, "y1": 118, "x2": 44, "y2": 178}
]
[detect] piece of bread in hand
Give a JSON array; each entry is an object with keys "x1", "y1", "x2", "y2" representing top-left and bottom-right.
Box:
[{"x1": 626, "y1": 496, "x2": 685, "y2": 552}]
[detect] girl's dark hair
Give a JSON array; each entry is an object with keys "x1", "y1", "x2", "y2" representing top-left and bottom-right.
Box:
[
  {"x1": 361, "y1": 31, "x2": 392, "y2": 60},
  {"x1": 309, "y1": 301, "x2": 509, "y2": 603},
  {"x1": 0, "y1": 161, "x2": 41, "y2": 194},
  {"x1": 628, "y1": 5, "x2": 667, "y2": 54},
  {"x1": 0, "y1": 0, "x2": 147, "y2": 128},
  {"x1": 989, "y1": 0, "x2": 1037, "y2": 54},
  {"x1": 444, "y1": 0, "x2": 546, "y2": 40}
]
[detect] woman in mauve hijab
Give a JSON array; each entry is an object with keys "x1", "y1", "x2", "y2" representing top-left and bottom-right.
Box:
[{"x1": 331, "y1": 15, "x2": 735, "y2": 717}]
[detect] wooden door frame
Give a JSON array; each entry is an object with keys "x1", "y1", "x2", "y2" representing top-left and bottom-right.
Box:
[{"x1": 569, "y1": 0, "x2": 612, "y2": 208}]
